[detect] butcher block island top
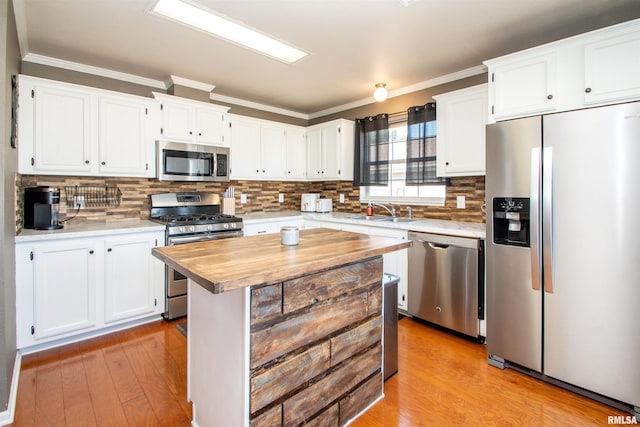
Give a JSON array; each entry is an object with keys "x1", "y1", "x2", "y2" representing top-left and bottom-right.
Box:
[
  {"x1": 152, "y1": 227, "x2": 411, "y2": 294},
  {"x1": 152, "y1": 228, "x2": 411, "y2": 427}
]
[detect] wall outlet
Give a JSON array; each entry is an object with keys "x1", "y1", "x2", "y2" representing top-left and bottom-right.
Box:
[
  {"x1": 278, "y1": 193, "x2": 284, "y2": 203},
  {"x1": 74, "y1": 195, "x2": 85, "y2": 209},
  {"x1": 456, "y1": 196, "x2": 466, "y2": 209},
  {"x1": 339, "y1": 194, "x2": 345, "y2": 203},
  {"x1": 240, "y1": 194, "x2": 247, "y2": 204}
]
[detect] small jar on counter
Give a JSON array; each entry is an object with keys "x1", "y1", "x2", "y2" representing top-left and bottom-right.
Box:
[{"x1": 281, "y1": 226, "x2": 300, "y2": 246}]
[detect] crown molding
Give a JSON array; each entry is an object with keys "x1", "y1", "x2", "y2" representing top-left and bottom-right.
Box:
[
  {"x1": 170, "y1": 75, "x2": 215, "y2": 92},
  {"x1": 19, "y1": 52, "x2": 486, "y2": 121},
  {"x1": 21, "y1": 53, "x2": 168, "y2": 90},
  {"x1": 308, "y1": 64, "x2": 487, "y2": 119},
  {"x1": 209, "y1": 93, "x2": 310, "y2": 120}
]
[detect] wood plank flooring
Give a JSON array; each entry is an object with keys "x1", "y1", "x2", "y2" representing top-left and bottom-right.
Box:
[{"x1": 9, "y1": 317, "x2": 627, "y2": 426}]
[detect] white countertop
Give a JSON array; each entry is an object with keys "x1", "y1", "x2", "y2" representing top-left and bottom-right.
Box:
[
  {"x1": 15, "y1": 220, "x2": 165, "y2": 243},
  {"x1": 242, "y1": 210, "x2": 486, "y2": 239}
]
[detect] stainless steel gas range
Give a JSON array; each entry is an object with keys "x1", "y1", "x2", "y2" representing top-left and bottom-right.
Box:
[{"x1": 150, "y1": 192, "x2": 243, "y2": 319}]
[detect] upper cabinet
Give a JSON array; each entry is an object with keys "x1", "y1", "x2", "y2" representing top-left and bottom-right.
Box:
[
  {"x1": 306, "y1": 119, "x2": 354, "y2": 181},
  {"x1": 229, "y1": 114, "x2": 305, "y2": 181},
  {"x1": 583, "y1": 29, "x2": 640, "y2": 105},
  {"x1": 485, "y1": 19, "x2": 640, "y2": 122},
  {"x1": 153, "y1": 93, "x2": 229, "y2": 146},
  {"x1": 434, "y1": 84, "x2": 488, "y2": 177},
  {"x1": 488, "y1": 52, "x2": 557, "y2": 120},
  {"x1": 18, "y1": 75, "x2": 157, "y2": 177}
]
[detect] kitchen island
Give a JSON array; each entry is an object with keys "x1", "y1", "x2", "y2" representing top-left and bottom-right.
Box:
[{"x1": 152, "y1": 228, "x2": 411, "y2": 427}]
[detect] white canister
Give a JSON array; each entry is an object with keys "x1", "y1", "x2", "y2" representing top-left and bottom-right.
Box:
[{"x1": 281, "y1": 226, "x2": 300, "y2": 246}]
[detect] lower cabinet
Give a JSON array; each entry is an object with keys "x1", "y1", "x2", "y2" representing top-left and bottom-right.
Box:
[
  {"x1": 15, "y1": 230, "x2": 165, "y2": 350},
  {"x1": 244, "y1": 217, "x2": 304, "y2": 236}
]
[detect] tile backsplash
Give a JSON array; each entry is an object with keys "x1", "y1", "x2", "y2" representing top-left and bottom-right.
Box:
[{"x1": 17, "y1": 175, "x2": 485, "y2": 233}]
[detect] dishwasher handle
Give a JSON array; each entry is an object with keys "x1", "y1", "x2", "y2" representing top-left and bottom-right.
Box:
[{"x1": 427, "y1": 242, "x2": 450, "y2": 250}]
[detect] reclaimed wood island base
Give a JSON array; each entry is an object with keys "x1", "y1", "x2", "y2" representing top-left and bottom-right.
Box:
[{"x1": 152, "y1": 228, "x2": 411, "y2": 427}]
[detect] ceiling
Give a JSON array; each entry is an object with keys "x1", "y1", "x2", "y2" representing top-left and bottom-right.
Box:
[{"x1": 14, "y1": 0, "x2": 640, "y2": 118}]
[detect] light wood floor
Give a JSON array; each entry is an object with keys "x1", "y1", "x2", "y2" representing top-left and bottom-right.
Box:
[{"x1": 9, "y1": 317, "x2": 626, "y2": 426}]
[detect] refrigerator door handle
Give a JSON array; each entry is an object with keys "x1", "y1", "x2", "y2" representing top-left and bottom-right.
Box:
[
  {"x1": 530, "y1": 147, "x2": 541, "y2": 291},
  {"x1": 542, "y1": 147, "x2": 554, "y2": 293}
]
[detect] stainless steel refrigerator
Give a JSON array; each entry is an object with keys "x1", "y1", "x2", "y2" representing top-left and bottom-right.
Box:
[{"x1": 486, "y1": 101, "x2": 640, "y2": 416}]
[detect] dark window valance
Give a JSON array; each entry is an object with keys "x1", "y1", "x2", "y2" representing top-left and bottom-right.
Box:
[
  {"x1": 353, "y1": 114, "x2": 389, "y2": 186},
  {"x1": 406, "y1": 103, "x2": 447, "y2": 185}
]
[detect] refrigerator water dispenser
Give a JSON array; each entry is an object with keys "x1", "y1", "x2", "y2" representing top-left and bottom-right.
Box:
[{"x1": 492, "y1": 197, "x2": 530, "y2": 247}]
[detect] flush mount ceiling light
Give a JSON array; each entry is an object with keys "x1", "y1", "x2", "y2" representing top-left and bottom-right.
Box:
[
  {"x1": 151, "y1": 0, "x2": 308, "y2": 64},
  {"x1": 373, "y1": 83, "x2": 388, "y2": 102}
]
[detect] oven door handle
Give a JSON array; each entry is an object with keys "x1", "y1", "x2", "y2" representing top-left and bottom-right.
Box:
[{"x1": 168, "y1": 231, "x2": 244, "y2": 245}]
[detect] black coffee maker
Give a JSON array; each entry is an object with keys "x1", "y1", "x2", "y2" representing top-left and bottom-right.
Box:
[{"x1": 24, "y1": 186, "x2": 63, "y2": 230}]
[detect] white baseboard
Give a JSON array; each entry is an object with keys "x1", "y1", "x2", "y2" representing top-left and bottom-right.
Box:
[{"x1": 0, "y1": 351, "x2": 21, "y2": 426}]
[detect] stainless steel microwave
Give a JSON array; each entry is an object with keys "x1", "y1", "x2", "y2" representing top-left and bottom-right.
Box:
[{"x1": 156, "y1": 140, "x2": 230, "y2": 182}]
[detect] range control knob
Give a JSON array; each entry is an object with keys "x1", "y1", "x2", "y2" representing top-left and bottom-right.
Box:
[
  {"x1": 224, "y1": 223, "x2": 229, "y2": 229},
  {"x1": 207, "y1": 224, "x2": 212, "y2": 231},
  {"x1": 179, "y1": 226, "x2": 185, "y2": 233},
  {"x1": 189, "y1": 226, "x2": 195, "y2": 233}
]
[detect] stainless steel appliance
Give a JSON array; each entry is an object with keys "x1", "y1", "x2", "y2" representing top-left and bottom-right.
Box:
[
  {"x1": 408, "y1": 231, "x2": 484, "y2": 339},
  {"x1": 150, "y1": 192, "x2": 243, "y2": 319},
  {"x1": 24, "y1": 186, "x2": 62, "y2": 230},
  {"x1": 157, "y1": 140, "x2": 230, "y2": 182},
  {"x1": 486, "y1": 101, "x2": 640, "y2": 417}
]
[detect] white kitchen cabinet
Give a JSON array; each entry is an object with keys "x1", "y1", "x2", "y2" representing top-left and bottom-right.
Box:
[
  {"x1": 434, "y1": 84, "x2": 488, "y2": 177},
  {"x1": 154, "y1": 93, "x2": 229, "y2": 146},
  {"x1": 306, "y1": 119, "x2": 354, "y2": 181},
  {"x1": 285, "y1": 126, "x2": 306, "y2": 180},
  {"x1": 260, "y1": 124, "x2": 287, "y2": 179},
  {"x1": 15, "y1": 230, "x2": 164, "y2": 350},
  {"x1": 25, "y1": 240, "x2": 98, "y2": 343},
  {"x1": 18, "y1": 75, "x2": 157, "y2": 177},
  {"x1": 104, "y1": 234, "x2": 162, "y2": 323},
  {"x1": 243, "y1": 217, "x2": 304, "y2": 236},
  {"x1": 243, "y1": 221, "x2": 279, "y2": 236},
  {"x1": 98, "y1": 94, "x2": 156, "y2": 177},
  {"x1": 229, "y1": 115, "x2": 293, "y2": 180},
  {"x1": 485, "y1": 19, "x2": 640, "y2": 121},
  {"x1": 19, "y1": 78, "x2": 93, "y2": 174},
  {"x1": 368, "y1": 227, "x2": 409, "y2": 312},
  {"x1": 487, "y1": 51, "x2": 557, "y2": 120},
  {"x1": 583, "y1": 29, "x2": 640, "y2": 105}
]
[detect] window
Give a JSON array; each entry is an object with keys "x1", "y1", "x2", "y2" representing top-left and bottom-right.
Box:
[{"x1": 360, "y1": 117, "x2": 446, "y2": 206}]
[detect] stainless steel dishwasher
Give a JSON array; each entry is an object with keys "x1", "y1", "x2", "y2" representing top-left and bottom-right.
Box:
[{"x1": 408, "y1": 231, "x2": 484, "y2": 339}]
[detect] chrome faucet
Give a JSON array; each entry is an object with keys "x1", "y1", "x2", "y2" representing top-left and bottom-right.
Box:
[
  {"x1": 369, "y1": 201, "x2": 396, "y2": 218},
  {"x1": 407, "y1": 206, "x2": 413, "y2": 219}
]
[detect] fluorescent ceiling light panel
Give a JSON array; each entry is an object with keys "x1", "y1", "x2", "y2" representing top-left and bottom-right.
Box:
[{"x1": 151, "y1": 0, "x2": 308, "y2": 64}]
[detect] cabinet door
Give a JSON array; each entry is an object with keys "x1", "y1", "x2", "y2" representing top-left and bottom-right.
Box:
[
  {"x1": 196, "y1": 107, "x2": 226, "y2": 146},
  {"x1": 260, "y1": 125, "x2": 286, "y2": 179},
  {"x1": 104, "y1": 235, "x2": 159, "y2": 323},
  {"x1": 32, "y1": 84, "x2": 93, "y2": 173},
  {"x1": 435, "y1": 84, "x2": 487, "y2": 177},
  {"x1": 99, "y1": 95, "x2": 153, "y2": 176},
  {"x1": 491, "y1": 52, "x2": 557, "y2": 120},
  {"x1": 306, "y1": 128, "x2": 323, "y2": 180},
  {"x1": 32, "y1": 242, "x2": 97, "y2": 340},
  {"x1": 584, "y1": 31, "x2": 640, "y2": 105},
  {"x1": 160, "y1": 100, "x2": 194, "y2": 142},
  {"x1": 285, "y1": 127, "x2": 306, "y2": 180},
  {"x1": 321, "y1": 125, "x2": 340, "y2": 179},
  {"x1": 230, "y1": 117, "x2": 261, "y2": 179}
]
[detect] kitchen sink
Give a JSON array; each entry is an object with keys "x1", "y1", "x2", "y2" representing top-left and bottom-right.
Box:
[
  {"x1": 346, "y1": 215, "x2": 370, "y2": 220},
  {"x1": 373, "y1": 217, "x2": 416, "y2": 223}
]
